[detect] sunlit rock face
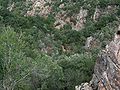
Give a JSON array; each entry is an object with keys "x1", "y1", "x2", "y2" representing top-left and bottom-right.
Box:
[
  {"x1": 26, "y1": 0, "x2": 52, "y2": 17},
  {"x1": 54, "y1": 7, "x2": 88, "y2": 30},
  {"x1": 76, "y1": 30, "x2": 120, "y2": 90},
  {"x1": 91, "y1": 30, "x2": 120, "y2": 90}
]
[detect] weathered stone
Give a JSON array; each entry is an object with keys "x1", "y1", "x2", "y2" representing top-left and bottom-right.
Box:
[
  {"x1": 85, "y1": 36, "x2": 100, "y2": 50},
  {"x1": 75, "y1": 83, "x2": 93, "y2": 90},
  {"x1": 91, "y1": 31, "x2": 120, "y2": 90},
  {"x1": 85, "y1": 36, "x2": 94, "y2": 49},
  {"x1": 72, "y1": 8, "x2": 87, "y2": 30},
  {"x1": 76, "y1": 31, "x2": 120, "y2": 90},
  {"x1": 26, "y1": 0, "x2": 52, "y2": 17},
  {"x1": 93, "y1": 7, "x2": 101, "y2": 22}
]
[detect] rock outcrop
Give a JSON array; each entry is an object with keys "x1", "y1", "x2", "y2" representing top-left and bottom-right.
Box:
[
  {"x1": 92, "y1": 31, "x2": 120, "y2": 90},
  {"x1": 54, "y1": 7, "x2": 87, "y2": 30},
  {"x1": 75, "y1": 83, "x2": 93, "y2": 90},
  {"x1": 76, "y1": 31, "x2": 120, "y2": 90},
  {"x1": 25, "y1": 0, "x2": 88, "y2": 30},
  {"x1": 26, "y1": 0, "x2": 52, "y2": 17}
]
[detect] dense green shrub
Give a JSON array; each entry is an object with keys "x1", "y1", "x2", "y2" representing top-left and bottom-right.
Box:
[{"x1": 57, "y1": 54, "x2": 95, "y2": 90}]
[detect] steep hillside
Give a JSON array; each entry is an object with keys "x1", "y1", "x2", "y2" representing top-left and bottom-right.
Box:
[{"x1": 0, "y1": 0, "x2": 120, "y2": 90}]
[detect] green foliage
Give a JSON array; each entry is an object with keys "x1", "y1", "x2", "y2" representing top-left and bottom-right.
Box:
[
  {"x1": 0, "y1": 27, "x2": 34, "y2": 90},
  {"x1": 95, "y1": 14, "x2": 117, "y2": 29},
  {"x1": 57, "y1": 54, "x2": 95, "y2": 90},
  {"x1": 0, "y1": 0, "x2": 119, "y2": 90},
  {"x1": 33, "y1": 54, "x2": 64, "y2": 90}
]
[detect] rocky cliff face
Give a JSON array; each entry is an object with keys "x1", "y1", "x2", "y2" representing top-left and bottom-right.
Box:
[
  {"x1": 76, "y1": 31, "x2": 120, "y2": 90},
  {"x1": 92, "y1": 32, "x2": 120, "y2": 90}
]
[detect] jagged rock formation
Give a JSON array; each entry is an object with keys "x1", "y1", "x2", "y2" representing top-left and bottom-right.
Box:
[
  {"x1": 85, "y1": 36, "x2": 94, "y2": 49},
  {"x1": 26, "y1": 0, "x2": 52, "y2": 17},
  {"x1": 76, "y1": 31, "x2": 120, "y2": 90},
  {"x1": 92, "y1": 31, "x2": 120, "y2": 90},
  {"x1": 72, "y1": 8, "x2": 87, "y2": 30},
  {"x1": 54, "y1": 7, "x2": 87, "y2": 30}
]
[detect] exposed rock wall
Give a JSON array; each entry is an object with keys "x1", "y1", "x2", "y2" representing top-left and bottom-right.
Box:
[
  {"x1": 93, "y1": 31, "x2": 120, "y2": 90},
  {"x1": 76, "y1": 31, "x2": 120, "y2": 90}
]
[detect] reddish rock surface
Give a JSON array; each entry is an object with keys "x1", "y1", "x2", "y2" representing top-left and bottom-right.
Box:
[
  {"x1": 76, "y1": 31, "x2": 120, "y2": 90},
  {"x1": 93, "y1": 31, "x2": 120, "y2": 90}
]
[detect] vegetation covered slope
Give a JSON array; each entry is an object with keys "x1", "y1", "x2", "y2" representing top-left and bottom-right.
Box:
[{"x1": 0, "y1": 0, "x2": 120, "y2": 90}]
